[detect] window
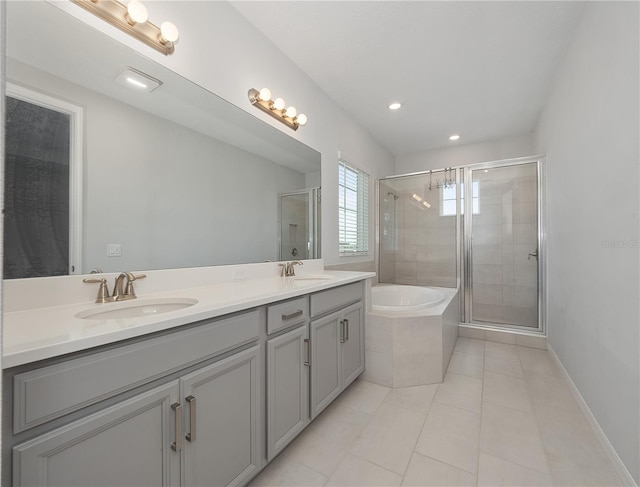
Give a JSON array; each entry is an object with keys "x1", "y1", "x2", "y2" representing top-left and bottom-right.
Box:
[
  {"x1": 338, "y1": 160, "x2": 369, "y2": 255},
  {"x1": 441, "y1": 181, "x2": 479, "y2": 216}
]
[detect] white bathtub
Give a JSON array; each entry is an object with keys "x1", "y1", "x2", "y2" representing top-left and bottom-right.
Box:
[
  {"x1": 364, "y1": 285, "x2": 459, "y2": 388},
  {"x1": 371, "y1": 285, "x2": 446, "y2": 311}
]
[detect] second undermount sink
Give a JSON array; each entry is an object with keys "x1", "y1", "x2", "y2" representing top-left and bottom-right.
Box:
[{"x1": 76, "y1": 298, "x2": 198, "y2": 320}]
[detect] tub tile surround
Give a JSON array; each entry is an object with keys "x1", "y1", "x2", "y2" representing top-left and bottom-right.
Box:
[
  {"x1": 249, "y1": 337, "x2": 625, "y2": 487},
  {"x1": 2, "y1": 259, "x2": 375, "y2": 368},
  {"x1": 363, "y1": 287, "x2": 459, "y2": 387}
]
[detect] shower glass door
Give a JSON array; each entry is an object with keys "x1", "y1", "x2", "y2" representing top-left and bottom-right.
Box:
[{"x1": 465, "y1": 161, "x2": 540, "y2": 329}]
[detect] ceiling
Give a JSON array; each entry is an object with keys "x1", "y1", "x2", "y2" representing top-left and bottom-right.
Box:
[{"x1": 231, "y1": 1, "x2": 586, "y2": 157}]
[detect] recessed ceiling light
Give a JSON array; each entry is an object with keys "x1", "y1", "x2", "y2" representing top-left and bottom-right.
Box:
[
  {"x1": 449, "y1": 134, "x2": 461, "y2": 141},
  {"x1": 115, "y1": 67, "x2": 162, "y2": 93},
  {"x1": 388, "y1": 102, "x2": 402, "y2": 110}
]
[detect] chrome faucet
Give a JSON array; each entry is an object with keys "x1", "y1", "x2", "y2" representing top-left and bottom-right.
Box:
[{"x1": 279, "y1": 260, "x2": 303, "y2": 277}]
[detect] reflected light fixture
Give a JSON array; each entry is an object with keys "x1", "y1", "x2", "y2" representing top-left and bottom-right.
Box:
[
  {"x1": 388, "y1": 102, "x2": 402, "y2": 110},
  {"x1": 449, "y1": 134, "x2": 461, "y2": 141},
  {"x1": 71, "y1": 0, "x2": 179, "y2": 55},
  {"x1": 248, "y1": 88, "x2": 308, "y2": 131},
  {"x1": 411, "y1": 193, "x2": 431, "y2": 209}
]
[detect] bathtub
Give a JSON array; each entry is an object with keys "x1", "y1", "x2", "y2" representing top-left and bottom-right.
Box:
[
  {"x1": 364, "y1": 285, "x2": 459, "y2": 387},
  {"x1": 371, "y1": 285, "x2": 446, "y2": 311}
]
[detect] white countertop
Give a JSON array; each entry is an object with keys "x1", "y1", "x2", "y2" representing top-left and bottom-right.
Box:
[{"x1": 3, "y1": 270, "x2": 374, "y2": 369}]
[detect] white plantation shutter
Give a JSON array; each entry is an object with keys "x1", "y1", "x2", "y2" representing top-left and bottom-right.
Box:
[{"x1": 338, "y1": 160, "x2": 369, "y2": 255}]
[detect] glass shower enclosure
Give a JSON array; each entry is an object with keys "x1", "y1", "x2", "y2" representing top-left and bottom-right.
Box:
[{"x1": 378, "y1": 157, "x2": 544, "y2": 333}]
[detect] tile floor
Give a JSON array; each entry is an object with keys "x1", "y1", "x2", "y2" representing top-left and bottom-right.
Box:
[{"x1": 249, "y1": 337, "x2": 624, "y2": 486}]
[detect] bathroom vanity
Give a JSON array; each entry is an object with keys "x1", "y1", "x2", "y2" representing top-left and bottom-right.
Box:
[{"x1": 1, "y1": 263, "x2": 373, "y2": 486}]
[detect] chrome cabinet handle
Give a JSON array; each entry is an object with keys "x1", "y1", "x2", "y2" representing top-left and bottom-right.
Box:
[
  {"x1": 339, "y1": 320, "x2": 346, "y2": 343},
  {"x1": 185, "y1": 395, "x2": 196, "y2": 442},
  {"x1": 344, "y1": 319, "x2": 350, "y2": 341},
  {"x1": 171, "y1": 402, "x2": 182, "y2": 452},
  {"x1": 282, "y1": 310, "x2": 304, "y2": 321},
  {"x1": 304, "y1": 338, "x2": 311, "y2": 367}
]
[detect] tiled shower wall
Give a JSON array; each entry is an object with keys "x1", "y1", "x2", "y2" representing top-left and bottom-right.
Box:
[{"x1": 379, "y1": 172, "x2": 457, "y2": 288}]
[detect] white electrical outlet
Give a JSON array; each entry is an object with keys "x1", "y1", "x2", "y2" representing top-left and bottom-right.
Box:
[
  {"x1": 107, "y1": 243, "x2": 122, "y2": 257},
  {"x1": 231, "y1": 267, "x2": 246, "y2": 280}
]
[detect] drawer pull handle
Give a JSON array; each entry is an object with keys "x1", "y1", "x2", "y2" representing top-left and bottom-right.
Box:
[
  {"x1": 186, "y1": 395, "x2": 196, "y2": 442},
  {"x1": 282, "y1": 310, "x2": 304, "y2": 321},
  {"x1": 345, "y1": 319, "x2": 350, "y2": 341},
  {"x1": 171, "y1": 402, "x2": 183, "y2": 452},
  {"x1": 339, "y1": 320, "x2": 346, "y2": 343},
  {"x1": 304, "y1": 338, "x2": 311, "y2": 367}
]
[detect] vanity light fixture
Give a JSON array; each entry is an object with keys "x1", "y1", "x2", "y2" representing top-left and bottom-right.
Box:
[
  {"x1": 115, "y1": 67, "x2": 162, "y2": 93},
  {"x1": 70, "y1": 0, "x2": 179, "y2": 55},
  {"x1": 248, "y1": 88, "x2": 308, "y2": 131}
]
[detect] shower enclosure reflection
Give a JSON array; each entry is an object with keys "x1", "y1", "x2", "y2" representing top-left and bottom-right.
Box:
[{"x1": 278, "y1": 188, "x2": 320, "y2": 260}]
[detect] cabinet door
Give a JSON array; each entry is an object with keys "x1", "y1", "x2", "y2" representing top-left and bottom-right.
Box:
[
  {"x1": 309, "y1": 312, "x2": 342, "y2": 419},
  {"x1": 266, "y1": 325, "x2": 310, "y2": 460},
  {"x1": 341, "y1": 302, "x2": 365, "y2": 387},
  {"x1": 13, "y1": 382, "x2": 180, "y2": 487},
  {"x1": 181, "y1": 345, "x2": 260, "y2": 487}
]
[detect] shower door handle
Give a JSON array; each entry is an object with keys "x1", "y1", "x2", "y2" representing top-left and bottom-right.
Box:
[{"x1": 528, "y1": 249, "x2": 538, "y2": 260}]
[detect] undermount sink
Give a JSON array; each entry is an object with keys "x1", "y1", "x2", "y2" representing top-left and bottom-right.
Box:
[
  {"x1": 76, "y1": 298, "x2": 198, "y2": 320},
  {"x1": 291, "y1": 274, "x2": 337, "y2": 284}
]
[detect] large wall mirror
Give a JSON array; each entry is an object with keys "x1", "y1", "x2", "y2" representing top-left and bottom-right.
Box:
[{"x1": 4, "y1": 1, "x2": 321, "y2": 279}]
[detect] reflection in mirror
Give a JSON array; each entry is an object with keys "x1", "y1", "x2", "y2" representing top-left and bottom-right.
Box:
[
  {"x1": 4, "y1": 1, "x2": 321, "y2": 278},
  {"x1": 278, "y1": 188, "x2": 320, "y2": 261}
]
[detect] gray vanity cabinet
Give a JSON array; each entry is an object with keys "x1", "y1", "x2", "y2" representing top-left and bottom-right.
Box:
[
  {"x1": 266, "y1": 324, "x2": 309, "y2": 460},
  {"x1": 309, "y1": 311, "x2": 343, "y2": 418},
  {"x1": 181, "y1": 345, "x2": 260, "y2": 487},
  {"x1": 9, "y1": 310, "x2": 262, "y2": 487},
  {"x1": 309, "y1": 282, "x2": 365, "y2": 419},
  {"x1": 13, "y1": 381, "x2": 181, "y2": 486}
]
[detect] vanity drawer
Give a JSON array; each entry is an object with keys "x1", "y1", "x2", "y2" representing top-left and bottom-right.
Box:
[
  {"x1": 310, "y1": 281, "x2": 363, "y2": 318},
  {"x1": 13, "y1": 310, "x2": 260, "y2": 434},
  {"x1": 267, "y1": 296, "x2": 309, "y2": 335}
]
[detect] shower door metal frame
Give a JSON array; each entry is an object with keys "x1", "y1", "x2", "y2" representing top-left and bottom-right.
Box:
[{"x1": 460, "y1": 155, "x2": 546, "y2": 335}]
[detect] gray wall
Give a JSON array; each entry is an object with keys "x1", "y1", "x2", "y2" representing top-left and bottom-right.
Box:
[
  {"x1": 535, "y1": 2, "x2": 639, "y2": 482},
  {"x1": 8, "y1": 60, "x2": 307, "y2": 272}
]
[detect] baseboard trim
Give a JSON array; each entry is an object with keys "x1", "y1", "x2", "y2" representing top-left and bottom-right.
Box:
[{"x1": 547, "y1": 344, "x2": 637, "y2": 487}]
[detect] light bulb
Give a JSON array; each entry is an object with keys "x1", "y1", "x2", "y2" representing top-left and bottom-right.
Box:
[
  {"x1": 285, "y1": 106, "x2": 297, "y2": 118},
  {"x1": 411, "y1": 193, "x2": 422, "y2": 202},
  {"x1": 160, "y1": 21, "x2": 179, "y2": 43},
  {"x1": 258, "y1": 88, "x2": 271, "y2": 101},
  {"x1": 272, "y1": 98, "x2": 285, "y2": 111},
  {"x1": 126, "y1": 0, "x2": 148, "y2": 24},
  {"x1": 296, "y1": 114, "x2": 308, "y2": 126},
  {"x1": 388, "y1": 102, "x2": 402, "y2": 110},
  {"x1": 449, "y1": 134, "x2": 461, "y2": 141},
  {"x1": 422, "y1": 201, "x2": 431, "y2": 208}
]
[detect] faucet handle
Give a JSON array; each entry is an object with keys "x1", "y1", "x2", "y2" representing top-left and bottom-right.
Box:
[
  {"x1": 83, "y1": 278, "x2": 111, "y2": 303},
  {"x1": 123, "y1": 273, "x2": 146, "y2": 298}
]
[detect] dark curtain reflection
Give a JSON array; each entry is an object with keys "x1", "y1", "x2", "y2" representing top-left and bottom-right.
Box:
[{"x1": 4, "y1": 96, "x2": 70, "y2": 279}]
